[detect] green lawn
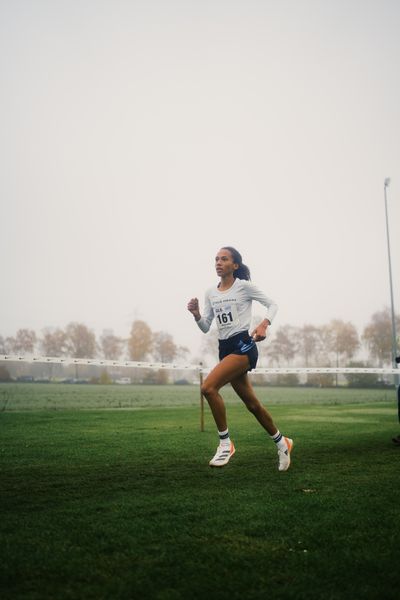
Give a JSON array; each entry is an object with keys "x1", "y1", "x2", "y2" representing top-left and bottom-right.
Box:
[
  {"x1": 0, "y1": 385, "x2": 399, "y2": 599},
  {"x1": 0, "y1": 382, "x2": 395, "y2": 411}
]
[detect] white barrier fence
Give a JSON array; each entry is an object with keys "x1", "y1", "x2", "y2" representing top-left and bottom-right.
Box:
[
  {"x1": 1, "y1": 354, "x2": 399, "y2": 376},
  {"x1": 2, "y1": 355, "x2": 398, "y2": 429}
]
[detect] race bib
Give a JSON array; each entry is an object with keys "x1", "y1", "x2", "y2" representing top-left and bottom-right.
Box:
[{"x1": 214, "y1": 303, "x2": 240, "y2": 330}]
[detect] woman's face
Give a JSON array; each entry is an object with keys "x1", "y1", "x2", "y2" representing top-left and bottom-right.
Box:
[{"x1": 215, "y1": 248, "x2": 238, "y2": 277}]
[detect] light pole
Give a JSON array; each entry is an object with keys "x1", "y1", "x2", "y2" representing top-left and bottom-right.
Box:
[{"x1": 384, "y1": 177, "x2": 400, "y2": 419}]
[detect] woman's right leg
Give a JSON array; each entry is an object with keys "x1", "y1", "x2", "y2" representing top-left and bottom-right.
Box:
[
  {"x1": 201, "y1": 354, "x2": 250, "y2": 467},
  {"x1": 201, "y1": 353, "x2": 250, "y2": 431}
]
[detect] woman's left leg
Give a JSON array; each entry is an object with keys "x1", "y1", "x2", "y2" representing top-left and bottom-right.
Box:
[
  {"x1": 230, "y1": 372, "x2": 278, "y2": 435},
  {"x1": 231, "y1": 372, "x2": 294, "y2": 471}
]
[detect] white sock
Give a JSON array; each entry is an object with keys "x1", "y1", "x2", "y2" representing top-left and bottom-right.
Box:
[
  {"x1": 270, "y1": 430, "x2": 287, "y2": 451},
  {"x1": 218, "y1": 428, "x2": 231, "y2": 446}
]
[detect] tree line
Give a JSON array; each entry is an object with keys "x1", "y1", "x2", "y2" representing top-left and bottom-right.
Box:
[
  {"x1": 201, "y1": 307, "x2": 399, "y2": 369},
  {"x1": 0, "y1": 321, "x2": 190, "y2": 364},
  {"x1": 264, "y1": 310, "x2": 399, "y2": 368},
  {"x1": 0, "y1": 307, "x2": 398, "y2": 369}
]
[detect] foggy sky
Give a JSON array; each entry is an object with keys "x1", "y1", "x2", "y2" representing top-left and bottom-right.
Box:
[{"x1": 1, "y1": 0, "x2": 400, "y2": 357}]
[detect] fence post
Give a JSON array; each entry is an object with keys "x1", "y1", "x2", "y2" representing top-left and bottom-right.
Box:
[{"x1": 199, "y1": 363, "x2": 204, "y2": 432}]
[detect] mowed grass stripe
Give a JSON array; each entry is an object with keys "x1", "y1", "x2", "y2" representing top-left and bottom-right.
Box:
[
  {"x1": 0, "y1": 382, "x2": 395, "y2": 411},
  {"x1": 0, "y1": 388, "x2": 399, "y2": 599}
]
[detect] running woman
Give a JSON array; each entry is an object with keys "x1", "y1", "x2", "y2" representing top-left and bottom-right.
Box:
[{"x1": 187, "y1": 246, "x2": 293, "y2": 471}]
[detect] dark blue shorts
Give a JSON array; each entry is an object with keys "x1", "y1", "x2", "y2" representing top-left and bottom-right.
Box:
[{"x1": 218, "y1": 331, "x2": 258, "y2": 371}]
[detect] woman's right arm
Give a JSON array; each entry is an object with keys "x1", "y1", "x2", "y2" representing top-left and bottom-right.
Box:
[
  {"x1": 187, "y1": 298, "x2": 201, "y2": 320},
  {"x1": 187, "y1": 294, "x2": 213, "y2": 333}
]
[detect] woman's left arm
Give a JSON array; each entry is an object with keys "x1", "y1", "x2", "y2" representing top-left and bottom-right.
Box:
[
  {"x1": 251, "y1": 318, "x2": 271, "y2": 342},
  {"x1": 246, "y1": 282, "x2": 278, "y2": 341}
]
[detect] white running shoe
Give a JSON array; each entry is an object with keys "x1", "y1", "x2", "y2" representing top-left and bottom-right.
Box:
[
  {"x1": 209, "y1": 441, "x2": 236, "y2": 467},
  {"x1": 277, "y1": 437, "x2": 293, "y2": 471}
]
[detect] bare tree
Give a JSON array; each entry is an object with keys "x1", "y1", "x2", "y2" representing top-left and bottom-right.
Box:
[
  {"x1": 328, "y1": 319, "x2": 359, "y2": 366},
  {"x1": 40, "y1": 328, "x2": 68, "y2": 356},
  {"x1": 99, "y1": 329, "x2": 124, "y2": 360},
  {"x1": 176, "y1": 345, "x2": 190, "y2": 362},
  {"x1": 128, "y1": 320, "x2": 152, "y2": 361},
  {"x1": 362, "y1": 308, "x2": 400, "y2": 367},
  {"x1": 4, "y1": 337, "x2": 16, "y2": 353},
  {"x1": 7, "y1": 329, "x2": 37, "y2": 354},
  {"x1": 313, "y1": 325, "x2": 334, "y2": 366},
  {"x1": 153, "y1": 332, "x2": 178, "y2": 363},
  {"x1": 65, "y1": 322, "x2": 97, "y2": 358},
  {"x1": 267, "y1": 325, "x2": 298, "y2": 366},
  {"x1": 297, "y1": 324, "x2": 320, "y2": 367}
]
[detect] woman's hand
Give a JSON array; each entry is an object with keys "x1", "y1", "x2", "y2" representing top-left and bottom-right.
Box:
[
  {"x1": 187, "y1": 298, "x2": 201, "y2": 321},
  {"x1": 251, "y1": 319, "x2": 270, "y2": 342}
]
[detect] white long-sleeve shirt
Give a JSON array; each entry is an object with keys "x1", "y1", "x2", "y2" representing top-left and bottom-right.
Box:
[{"x1": 196, "y1": 278, "x2": 278, "y2": 340}]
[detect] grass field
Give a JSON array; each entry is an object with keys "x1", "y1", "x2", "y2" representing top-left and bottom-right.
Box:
[
  {"x1": 0, "y1": 382, "x2": 397, "y2": 411},
  {"x1": 0, "y1": 384, "x2": 399, "y2": 599}
]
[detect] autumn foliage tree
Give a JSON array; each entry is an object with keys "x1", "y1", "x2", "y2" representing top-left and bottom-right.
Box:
[{"x1": 128, "y1": 320, "x2": 153, "y2": 361}]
